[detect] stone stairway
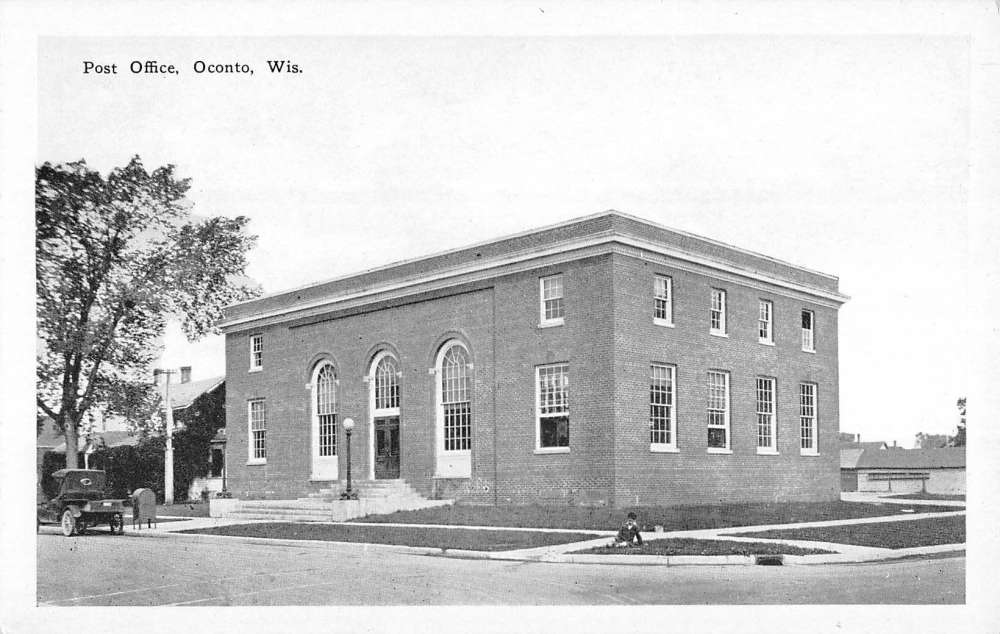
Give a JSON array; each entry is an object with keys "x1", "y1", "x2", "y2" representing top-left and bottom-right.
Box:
[{"x1": 217, "y1": 479, "x2": 453, "y2": 522}]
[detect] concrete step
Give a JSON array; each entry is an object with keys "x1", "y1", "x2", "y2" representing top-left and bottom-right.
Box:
[
  {"x1": 239, "y1": 502, "x2": 333, "y2": 512},
  {"x1": 214, "y1": 478, "x2": 454, "y2": 523}
]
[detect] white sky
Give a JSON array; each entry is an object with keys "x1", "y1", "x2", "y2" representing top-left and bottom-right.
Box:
[{"x1": 35, "y1": 34, "x2": 970, "y2": 446}]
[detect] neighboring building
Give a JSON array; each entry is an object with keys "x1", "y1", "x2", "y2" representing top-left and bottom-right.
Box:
[
  {"x1": 219, "y1": 211, "x2": 848, "y2": 507},
  {"x1": 842, "y1": 447, "x2": 965, "y2": 495},
  {"x1": 838, "y1": 435, "x2": 892, "y2": 491},
  {"x1": 157, "y1": 370, "x2": 227, "y2": 501}
]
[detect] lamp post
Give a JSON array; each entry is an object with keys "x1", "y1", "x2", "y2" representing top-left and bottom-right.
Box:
[{"x1": 340, "y1": 417, "x2": 358, "y2": 500}]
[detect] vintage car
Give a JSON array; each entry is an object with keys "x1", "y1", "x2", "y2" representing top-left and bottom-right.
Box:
[{"x1": 38, "y1": 469, "x2": 127, "y2": 536}]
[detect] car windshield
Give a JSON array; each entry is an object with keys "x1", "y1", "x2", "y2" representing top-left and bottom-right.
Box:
[{"x1": 60, "y1": 471, "x2": 106, "y2": 493}]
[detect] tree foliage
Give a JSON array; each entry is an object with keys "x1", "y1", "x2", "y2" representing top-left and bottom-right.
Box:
[
  {"x1": 170, "y1": 384, "x2": 226, "y2": 501},
  {"x1": 949, "y1": 397, "x2": 966, "y2": 447},
  {"x1": 36, "y1": 156, "x2": 259, "y2": 468}
]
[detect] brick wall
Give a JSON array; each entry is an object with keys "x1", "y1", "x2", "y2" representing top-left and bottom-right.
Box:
[
  {"x1": 224, "y1": 255, "x2": 617, "y2": 504},
  {"x1": 610, "y1": 253, "x2": 840, "y2": 505},
  {"x1": 224, "y1": 247, "x2": 841, "y2": 507}
]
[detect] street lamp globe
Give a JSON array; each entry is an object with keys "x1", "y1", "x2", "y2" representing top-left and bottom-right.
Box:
[{"x1": 343, "y1": 417, "x2": 355, "y2": 432}]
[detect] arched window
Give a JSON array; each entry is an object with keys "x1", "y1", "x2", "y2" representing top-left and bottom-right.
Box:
[
  {"x1": 310, "y1": 361, "x2": 339, "y2": 480},
  {"x1": 374, "y1": 355, "x2": 400, "y2": 410},
  {"x1": 316, "y1": 364, "x2": 337, "y2": 457},
  {"x1": 440, "y1": 345, "x2": 471, "y2": 451},
  {"x1": 435, "y1": 341, "x2": 472, "y2": 477}
]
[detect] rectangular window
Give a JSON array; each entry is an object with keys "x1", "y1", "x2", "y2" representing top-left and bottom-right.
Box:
[
  {"x1": 706, "y1": 370, "x2": 730, "y2": 451},
  {"x1": 800, "y1": 383, "x2": 818, "y2": 454},
  {"x1": 801, "y1": 310, "x2": 815, "y2": 352},
  {"x1": 756, "y1": 377, "x2": 776, "y2": 452},
  {"x1": 536, "y1": 364, "x2": 569, "y2": 450},
  {"x1": 539, "y1": 274, "x2": 565, "y2": 325},
  {"x1": 650, "y1": 364, "x2": 676, "y2": 449},
  {"x1": 710, "y1": 289, "x2": 727, "y2": 335},
  {"x1": 248, "y1": 399, "x2": 266, "y2": 462},
  {"x1": 758, "y1": 300, "x2": 773, "y2": 344},
  {"x1": 654, "y1": 276, "x2": 673, "y2": 325},
  {"x1": 249, "y1": 334, "x2": 263, "y2": 371}
]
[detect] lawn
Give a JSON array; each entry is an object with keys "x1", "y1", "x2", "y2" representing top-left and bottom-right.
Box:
[
  {"x1": 724, "y1": 515, "x2": 966, "y2": 549},
  {"x1": 179, "y1": 523, "x2": 602, "y2": 552},
  {"x1": 885, "y1": 493, "x2": 965, "y2": 502},
  {"x1": 573, "y1": 538, "x2": 834, "y2": 557},
  {"x1": 157, "y1": 502, "x2": 211, "y2": 518},
  {"x1": 356, "y1": 501, "x2": 961, "y2": 532}
]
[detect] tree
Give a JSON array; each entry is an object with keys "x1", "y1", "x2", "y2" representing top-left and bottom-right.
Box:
[
  {"x1": 949, "y1": 397, "x2": 966, "y2": 447},
  {"x1": 914, "y1": 432, "x2": 948, "y2": 449},
  {"x1": 36, "y1": 156, "x2": 259, "y2": 468}
]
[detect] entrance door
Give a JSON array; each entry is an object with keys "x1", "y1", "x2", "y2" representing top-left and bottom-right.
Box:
[{"x1": 374, "y1": 416, "x2": 400, "y2": 479}]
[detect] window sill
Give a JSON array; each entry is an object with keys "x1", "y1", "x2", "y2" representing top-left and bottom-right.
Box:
[
  {"x1": 432, "y1": 474, "x2": 472, "y2": 480},
  {"x1": 758, "y1": 340, "x2": 775, "y2": 347},
  {"x1": 650, "y1": 445, "x2": 679, "y2": 453},
  {"x1": 246, "y1": 459, "x2": 267, "y2": 466},
  {"x1": 533, "y1": 447, "x2": 570, "y2": 455},
  {"x1": 756, "y1": 449, "x2": 780, "y2": 455},
  {"x1": 538, "y1": 319, "x2": 564, "y2": 329},
  {"x1": 706, "y1": 448, "x2": 733, "y2": 455},
  {"x1": 653, "y1": 319, "x2": 674, "y2": 328},
  {"x1": 309, "y1": 476, "x2": 339, "y2": 482},
  {"x1": 710, "y1": 331, "x2": 728, "y2": 338},
  {"x1": 248, "y1": 367, "x2": 263, "y2": 373},
  {"x1": 800, "y1": 451, "x2": 821, "y2": 456},
  {"x1": 801, "y1": 348, "x2": 816, "y2": 354}
]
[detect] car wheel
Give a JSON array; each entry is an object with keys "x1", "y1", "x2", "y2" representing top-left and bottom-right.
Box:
[
  {"x1": 110, "y1": 513, "x2": 124, "y2": 535},
  {"x1": 60, "y1": 510, "x2": 77, "y2": 537}
]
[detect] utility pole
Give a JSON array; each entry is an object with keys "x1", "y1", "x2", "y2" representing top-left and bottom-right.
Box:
[{"x1": 155, "y1": 368, "x2": 177, "y2": 505}]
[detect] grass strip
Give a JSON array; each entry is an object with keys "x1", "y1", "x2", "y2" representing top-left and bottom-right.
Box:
[
  {"x1": 356, "y1": 501, "x2": 961, "y2": 532},
  {"x1": 179, "y1": 522, "x2": 602, "y2": 552},
  {"x1": 724, "y1": 515, "x2": 965, "y2": 549},
  {"x1": 573, "y1": 538, "x2": 834, "y2": 556},
  {"x1": 884, "y1": 493, "x2": 965, "y2": 502}
]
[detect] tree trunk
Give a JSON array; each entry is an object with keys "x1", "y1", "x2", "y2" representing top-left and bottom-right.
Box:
[{"x1": 64, "y1": 414, "x2": 79, "y2": 469}]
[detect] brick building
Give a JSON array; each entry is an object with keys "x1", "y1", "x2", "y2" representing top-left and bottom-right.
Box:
[{"x1": 220, "y1": 211, "x2": 848, "y2": 507}]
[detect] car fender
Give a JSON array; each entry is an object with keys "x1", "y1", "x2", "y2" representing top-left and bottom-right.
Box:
[{"x1": 65, "y1": 505, "x2": 83, "y2": 518}]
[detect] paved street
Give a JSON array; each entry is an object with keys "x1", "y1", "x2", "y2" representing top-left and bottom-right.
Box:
[{"x1": 37, "y1": 531, "x2": 964, "y2": 605}]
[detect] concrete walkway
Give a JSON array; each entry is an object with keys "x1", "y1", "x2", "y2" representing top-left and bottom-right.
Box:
[
  {"x1": 88, "y1": 499, "x2": 965, "y2": 567},
  {"x1": 840, "y1": 491, "x2": 966, "y2": 507}
]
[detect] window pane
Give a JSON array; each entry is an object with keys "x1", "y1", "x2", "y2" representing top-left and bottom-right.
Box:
[
  {"x1": 708, "y1": 427, "x2": 727, "y2": 448},
  {"x1": 316, "y1": 364, "x2": 337, "y2": 456},
  {"x1": 537, "y1": 364, "x2": 569, "y2": 448},
  {"x1": 759, "y1": 301, "x2": 772, "y2": 342},
  {"x1": 711, "y1": 290, "x2": 725, "y2": 331},
  {"x1": 540, "y1": 415, "x2": 570, "y2": 448},
  {"x1": 375, "y1": 356, "x2": 400, "y2": 409},
  {"x1": 654, "y1": 277, "x2": 672, "y2": 322},
  {"x1": 800, "y1": 384, "x2": 817, "y2": 450},
  {"x1": 707, "y1": 371, "x2": 729, "y2": 449},
  {"x1": 650, "y1": 364, "x2": 674, "y2": 445},
  {"x1": 249, "y1": 400, "x2": 266, "y2": 459},
  {"x1": 756, "y1": 377, "x2": 774, "y2": 449}
]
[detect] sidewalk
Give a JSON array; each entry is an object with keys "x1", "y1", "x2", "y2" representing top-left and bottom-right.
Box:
[
  {"x1": 840, "y1": 491, "x2": 966, "y2": 507},
  {"x1": 51, "y1": 504, "x2": 964, "y2": 567}
]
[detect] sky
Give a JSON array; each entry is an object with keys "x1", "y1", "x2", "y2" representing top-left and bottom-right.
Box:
[{"x1": 35, "y1": 34, "x2": 970, "y2": 446}]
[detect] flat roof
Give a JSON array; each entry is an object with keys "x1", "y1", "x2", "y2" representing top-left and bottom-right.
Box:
[{"x1": 222, "y1": 210, "x2": 847, "y2": 331}]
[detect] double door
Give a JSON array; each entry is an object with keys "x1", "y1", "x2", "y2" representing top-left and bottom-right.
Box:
[{"x1": 373, "y1": 416, "x2": 400, "y2": 479}]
